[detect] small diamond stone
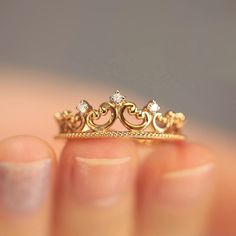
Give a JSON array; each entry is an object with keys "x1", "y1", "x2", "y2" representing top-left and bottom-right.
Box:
[
  {"x1": 147, "y1": 100, "x2": 160, "y2": 113},
  {"x1": 76, "y1": 100, "x2": 89, "y2": 113},
  {"x1": 110, "y1": 90, "x2": 126, "y2": 104}
]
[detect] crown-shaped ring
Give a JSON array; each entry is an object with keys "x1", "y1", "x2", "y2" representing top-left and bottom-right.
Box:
[{"x1": 54, "y1": 90, "x2": 186, "y2": 141}]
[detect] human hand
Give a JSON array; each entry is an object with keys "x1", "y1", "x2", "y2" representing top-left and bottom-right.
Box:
[{"x1": 0, "y1": 70, "x2": 235, "y2": 236}]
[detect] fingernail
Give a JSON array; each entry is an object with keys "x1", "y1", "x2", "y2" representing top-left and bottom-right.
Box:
[
  {"x1": 71, "y1": 156, "x2": 133, "y2": 207},
  {"x1": 0, "y1": 159, "x2": 51, "y2": 213},
  {"x1": 155, "y1": 163, "x2": 214, "y2": 206}
]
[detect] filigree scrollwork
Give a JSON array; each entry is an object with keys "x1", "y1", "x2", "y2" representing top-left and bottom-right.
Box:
[
  {"x1": 86, "y1": 102, "x2": 117, "y2": 131},
  {"x1": 119, "y1": 102, "x2": 151, "y2": 131},
  {"x1": 54, "y1": 90, "x2": 186, "y2": 140},
  {"x1": 153, "y1": 111, "x2": 186, "y2": 133},
  {"x1": 54, "y1": 110, "x2": 85, "y2": 133},
  {"x1": 169, "y1": 112, "x2": 186, "y2": 130}
]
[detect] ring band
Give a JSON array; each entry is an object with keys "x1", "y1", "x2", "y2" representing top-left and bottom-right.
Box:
[{"x1": 54, "y1": 90, "x2": 186, "y2": 141}]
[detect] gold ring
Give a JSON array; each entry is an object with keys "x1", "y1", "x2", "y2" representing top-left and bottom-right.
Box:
[{"x1": 54, "y1": 90, "x2": 186, "y2": 141}]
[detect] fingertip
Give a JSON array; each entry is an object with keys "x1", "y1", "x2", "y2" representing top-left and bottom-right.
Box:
[
  {"x1": 180, "y1": 142, "x2": 214, "y2": 164},
  {"x1": 59, "y1": 138, "x2": 137, "y2": 206},
  {"x1": 61, "y1": 137, "x2": 136, "y2": 160},
  {"x1": 0, "y1": 135, "x2": 56, "y2": 162},
  {"x1": 138, "y1": 141, "x2": 215, "y2": 236},
  {"x1": 56, "y1": 138, "x2": 137, "y2": 236},
  {"x1": 147, "y1": 141, "x2": 214, "y2": 173},
  {"x1": 0, "y1": 135, "x2": 56, "y2": 235}
]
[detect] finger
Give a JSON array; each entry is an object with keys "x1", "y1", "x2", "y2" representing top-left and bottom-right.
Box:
[
  {"x1": 137, "y1": 142, "x2": 214, "y2": 236},
  {"x1": 206, "y1": 144, "x2": 236, "y2": 236},
  {"x1": 0, "y1": 136, "x2": 56, "y2": 236},
  {"x1": 55, "y1": 138, "x2": 137, "y2": 236}
]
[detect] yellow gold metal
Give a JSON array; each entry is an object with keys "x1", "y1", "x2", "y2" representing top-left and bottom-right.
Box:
[{"x1": 54, "y1": 90, "x2": 186, "y2": 141}]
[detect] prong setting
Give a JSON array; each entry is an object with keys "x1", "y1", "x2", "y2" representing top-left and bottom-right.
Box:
[
  {"x1": 146, "y1": 100, "x2": 160, "y2": 113},
  {"x1": 76, "y1": 100, "x2": 90, "y2": 113},
  {"x1": 110, "y1": 90, "x2": 126, "y2": 104}
]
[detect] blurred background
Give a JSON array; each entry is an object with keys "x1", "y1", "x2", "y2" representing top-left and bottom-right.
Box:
[{"x1": 0, "y1": 0, "x2": 235, "y2": 134}]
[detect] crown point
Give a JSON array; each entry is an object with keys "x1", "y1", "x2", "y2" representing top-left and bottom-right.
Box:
[
  {"x1": 76, "y1": 100, "x2": 90, "y2": 113},
  {"x1": 110, "y1": 90, "x2": 126, "y2": 104},
  {"x1": 147, "y1": 100, "x2": 160, "y2": 113}
]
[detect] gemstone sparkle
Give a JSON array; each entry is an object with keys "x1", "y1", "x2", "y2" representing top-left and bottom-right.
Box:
[
  {"x1": 76, "y1": 100, "x2": 89, "y2": 113},
  {"x1": 110, "y1": 90, "x2": 126, "y2": 104},
  {"x1": 147, "y1": 100, "x2": 160, "y2": 113}
]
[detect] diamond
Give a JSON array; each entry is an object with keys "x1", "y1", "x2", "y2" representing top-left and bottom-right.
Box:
[
  {"x1": 110, "y1": 90, "x2": 126, "y2": 104},
  {"x1": 76, "y1": 100, "x2": 90, "y2": 113},
  {"x1": 147, "y1": 100, "x2": 160, "y2": 113}
]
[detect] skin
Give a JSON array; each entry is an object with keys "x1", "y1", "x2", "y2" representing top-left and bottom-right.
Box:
[{"x1": 0, "y1": 69, "x2": 236, "y2": 236}]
